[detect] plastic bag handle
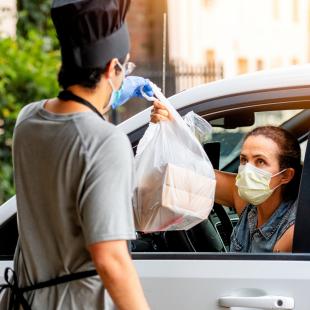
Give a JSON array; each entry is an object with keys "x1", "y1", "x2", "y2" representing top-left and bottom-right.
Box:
[{"x1": 137, "y1": 82, "x2": 204, "y2": 157}]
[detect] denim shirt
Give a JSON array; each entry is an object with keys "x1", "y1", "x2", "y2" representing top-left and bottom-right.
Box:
[{"x1": 230, "y1": 200, "x2": 297, "y2": 253}]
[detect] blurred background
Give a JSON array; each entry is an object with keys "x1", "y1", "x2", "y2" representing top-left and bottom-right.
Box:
[{"x1": 1, "y1": 0, "x2": 310, "y2": 204}]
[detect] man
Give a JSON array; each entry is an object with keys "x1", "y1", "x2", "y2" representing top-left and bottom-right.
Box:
[{"x1": 0, "y1": 0, "x2": 149, "y2": 309}]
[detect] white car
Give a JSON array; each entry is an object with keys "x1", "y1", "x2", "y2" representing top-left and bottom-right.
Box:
[{"x1": 1, "y1": 65, "x2": 310, "y2": 309}]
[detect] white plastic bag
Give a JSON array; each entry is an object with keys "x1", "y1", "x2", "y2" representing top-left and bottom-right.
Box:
[
  {"x1": 134, "y1": 83, "x2": 216, "y2": 233},
  {"x1": 183, "y1": 111, "x2": 212, "y2": 144}
]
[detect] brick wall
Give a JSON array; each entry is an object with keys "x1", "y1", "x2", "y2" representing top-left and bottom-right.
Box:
[
  {"x1": 114, "y1": 0, "x2": 172, "y2": 124},
  {"x1": 126, "y1": 0, "x2": 152, "y2": 62},
  {"x1": 126, "y1": 0, "x2": 166, "y2": 64}
]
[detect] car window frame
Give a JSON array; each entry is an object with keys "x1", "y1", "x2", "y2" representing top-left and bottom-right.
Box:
[
  {"x1": 129, "y1": 87, "x2": 310, "y2": 259},
  {"x1": 293, "y1": 131, "x2": 310, "y2": 253}
]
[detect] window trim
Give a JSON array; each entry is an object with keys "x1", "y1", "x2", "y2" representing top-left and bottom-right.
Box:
[{"x1": 132, "y1": 252, "x2": 310, "y2": 261}]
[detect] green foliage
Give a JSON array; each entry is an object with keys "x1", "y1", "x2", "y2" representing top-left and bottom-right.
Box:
[
  {"x1": 17, "y1": 0, "x2": 57, "y2": 41},
  {"x1": 0, "y1": 31, "x2": 60, "y2": 204}
]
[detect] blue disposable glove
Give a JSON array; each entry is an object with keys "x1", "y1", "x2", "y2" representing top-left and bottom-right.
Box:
[{"x1": 112, "y1": 76, "x2": 154, "y2": 109}]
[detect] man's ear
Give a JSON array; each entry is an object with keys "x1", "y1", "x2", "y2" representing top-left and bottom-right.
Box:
[
  {"x1": 281, "y1": 168, "x2": 295, "y2": 185},
  {"x1": 105, "y1": 58, "x2": 118, "y2": 79}
]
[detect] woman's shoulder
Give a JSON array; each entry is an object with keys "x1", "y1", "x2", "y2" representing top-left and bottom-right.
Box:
[
  {"x1": 274, "y1": 199, "x2": 297, "y2": 244},
  {"x1": 283, "y1": 199, "x2": 298, "y2": 224}
]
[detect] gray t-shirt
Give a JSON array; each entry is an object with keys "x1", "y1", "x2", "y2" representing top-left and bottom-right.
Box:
[{"x1": 1, "y1": 100, "x2": 136, "y2": 309}]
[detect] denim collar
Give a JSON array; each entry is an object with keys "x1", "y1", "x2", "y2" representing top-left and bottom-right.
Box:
[{"x1": 247, "y1": 200, "x2": 295, "y2": 240}]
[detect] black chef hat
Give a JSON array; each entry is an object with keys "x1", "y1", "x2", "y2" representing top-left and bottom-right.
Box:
[{"x1": 51, "y1": 0, "x2": 131, "y2": 69}]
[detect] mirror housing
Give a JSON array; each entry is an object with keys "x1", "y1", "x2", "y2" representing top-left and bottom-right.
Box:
[{"x1": 210, "y1": 111, "x2": 255, "y2": 129}]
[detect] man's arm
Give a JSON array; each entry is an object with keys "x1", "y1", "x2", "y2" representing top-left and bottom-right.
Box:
[{"x1": 89, "y1": 240, "x2": 150, "y2": 310}]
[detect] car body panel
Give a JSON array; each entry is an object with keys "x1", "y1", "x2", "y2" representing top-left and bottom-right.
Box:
[
  {"x1": 133, "y1": 255, "x2": 310, "y2": 310},
  {"x1": 0, "y1": 197, "x2": 16, "y2": 224}
]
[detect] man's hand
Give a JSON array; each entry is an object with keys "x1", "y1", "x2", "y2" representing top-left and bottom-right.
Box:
[
  {"x1": 150, "y1": 100, "x2": 173, "y2": 123},
  {"x1": 112, "y1": 76, "x2": 154, "y2": 109}
]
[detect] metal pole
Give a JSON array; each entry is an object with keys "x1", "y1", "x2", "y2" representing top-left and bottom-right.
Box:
[{"x1": 162, "y1": 12, "x2": 167, "y2": 96}]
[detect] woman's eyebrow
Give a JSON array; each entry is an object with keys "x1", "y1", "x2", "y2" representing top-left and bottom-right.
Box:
[
  {"x1": 252, "y1": 154, "x2": 268, "y2": 159},
  {"x1": 239, "y1": 153, "x2": 269, "y2": 159}
]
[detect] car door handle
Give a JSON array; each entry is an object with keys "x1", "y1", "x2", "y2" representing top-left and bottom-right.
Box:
[{"x1": 218, "y1": 295, "x2": 294, "y2": 309}]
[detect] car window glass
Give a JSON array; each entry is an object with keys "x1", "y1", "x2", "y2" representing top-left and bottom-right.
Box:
[{"x1": 210, "y1": 109, "x2": 303, "y2": 170}]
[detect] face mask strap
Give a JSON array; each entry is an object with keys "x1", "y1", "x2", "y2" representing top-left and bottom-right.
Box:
[
  {"x1": 115, "y1": 60, "x2": 125, "y2": 78},
  {"x1": 272, "y1": 168, "x2": 287, "y2": 178},
  {"x1": 269, "y1": 168, "x2": 288, "y2": 191},
  {"x1": 108, "y1": 78, "x2": 116, "y2": 92},
  {"x1": 109, "y1": 59, "x2": 125, "y2": 91}
]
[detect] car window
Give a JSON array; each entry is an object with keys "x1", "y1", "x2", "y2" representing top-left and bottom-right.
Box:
[{"x1": 209, "y1": 109, "x2": 304, "y2": 170}]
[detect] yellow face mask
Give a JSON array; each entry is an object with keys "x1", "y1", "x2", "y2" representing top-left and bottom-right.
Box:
[{"x1": 235, "y1": 163, "x2": 286, "y2": 206}]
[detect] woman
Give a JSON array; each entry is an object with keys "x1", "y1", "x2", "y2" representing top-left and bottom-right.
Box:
[{"x1": 151, "y1": 101, "x2": 302, "y2": 253}]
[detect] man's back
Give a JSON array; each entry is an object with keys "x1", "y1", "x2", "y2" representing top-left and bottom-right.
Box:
[{"x1": 2, "y1": 101, "x2": 136, "y2": 309}]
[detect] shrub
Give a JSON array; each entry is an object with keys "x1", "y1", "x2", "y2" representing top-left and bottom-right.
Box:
[{"x1": 0, "y1": 31, "x2": 60, "y2": 204}]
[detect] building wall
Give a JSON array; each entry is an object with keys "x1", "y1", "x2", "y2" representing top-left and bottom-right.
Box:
[
  {"x1": 0, "y1": 0, "x2": 16, "y2": 38},
  {"x1": 167, "y1": 0, "x2": 309, "y2": 78},
  {"x1": 126, "y1": 0, "x2": 167, "y2": 65}
]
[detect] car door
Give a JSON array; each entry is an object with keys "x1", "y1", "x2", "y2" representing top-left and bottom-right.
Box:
[
  {"x1": 133, "y1": 253, "x2": 310, "y2": 309},
  {"x1": 133, "y1": 133, "x2": 310, "y2": 309},
  {"x1": 133, "y1": 138, "x2": 310, "y2": 310},
  {"x1": 130, "y1": 88, "x2": 310, "y2": 310}
]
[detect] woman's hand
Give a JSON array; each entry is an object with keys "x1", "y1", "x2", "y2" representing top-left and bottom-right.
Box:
[{"x1": 150, "y1": 100, "x2": 173, "y2": 123}]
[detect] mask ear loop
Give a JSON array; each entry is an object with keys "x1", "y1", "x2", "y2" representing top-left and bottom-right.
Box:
[
  {"x1": 108, "y1": 78, "x2": 116, "y2": 91},
  {"x1": 272, "y1": 168, "x2": 287, "y2": 178},
  {"x1": 270, "y1": 168, "x2": 288, "y2": 190}
]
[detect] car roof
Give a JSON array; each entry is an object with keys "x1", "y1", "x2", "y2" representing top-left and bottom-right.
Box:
[{"x1": 118, "y1": 64, "x2": 310, "y2": 135}]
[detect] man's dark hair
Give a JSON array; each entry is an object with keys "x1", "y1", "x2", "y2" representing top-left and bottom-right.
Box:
[
  {"x1": 58, "y1": 66, "x2": 106, "y2": 89},
  {"x1": 58, "y1": 58, "x2": 125, "y2": 89}
]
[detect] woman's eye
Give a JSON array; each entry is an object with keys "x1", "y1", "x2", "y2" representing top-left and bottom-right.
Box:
[
  {"x1": 240, "y1": 157, "x2": 247, "y2": 164},
  {"x1": 257, "y1": 159, "x2": 265, "y2": 166}
]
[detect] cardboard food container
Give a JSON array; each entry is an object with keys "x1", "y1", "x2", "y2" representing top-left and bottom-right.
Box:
[{"x1": 135, "y1": 163, "x2": 216, "y2": 232}]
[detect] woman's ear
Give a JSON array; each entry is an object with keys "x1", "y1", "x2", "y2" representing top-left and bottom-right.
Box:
[{"x1": 281, "y1": 168, "x2": 295, "y2": 185}]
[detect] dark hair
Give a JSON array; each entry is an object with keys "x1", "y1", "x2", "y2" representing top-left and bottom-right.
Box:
[
  {"x1": 244, "y1": 126, "x2": 302, "y2": 201},
  {"x1": 58, "y1": 66, "x2": 106, "y2": 89},
  {"x1": 58, "y1": 56, "x2": 126, "y2": 89}
]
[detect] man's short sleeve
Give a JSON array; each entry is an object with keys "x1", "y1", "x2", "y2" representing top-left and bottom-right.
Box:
[{"x1": 78, "y1": 128, "x2": 136, "y2": 245}]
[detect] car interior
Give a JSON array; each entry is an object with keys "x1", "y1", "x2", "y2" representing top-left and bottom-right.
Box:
[{"x1": 131, "y1": 106, "x2": 310, "y2": 253}]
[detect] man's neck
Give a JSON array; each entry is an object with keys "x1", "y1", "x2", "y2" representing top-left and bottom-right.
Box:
[
  {"x1": 68, "y1": 80, "x2": 111, "y2": 114},
  {"x1": 44, "y1": 79, "x2": 111, "y2": 115}
]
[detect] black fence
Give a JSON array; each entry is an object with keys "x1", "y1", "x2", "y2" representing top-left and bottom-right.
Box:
[{"x1": 112, "y1": 61, "x2": 224, "y2": 124}]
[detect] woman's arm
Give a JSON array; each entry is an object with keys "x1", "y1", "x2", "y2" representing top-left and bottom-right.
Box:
[
  {"x1": 215, "y1": 170, "x2": 247, "y2": 215},
  {"x1": 273, "y1": 225, "x2": 295, "y2": 252},
  {"x1": 150, "y1": 100, "x2": 173, "y2": 122},
  {"x1": 215, "y1": 170, "x2": 236, "y2": 207}
]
